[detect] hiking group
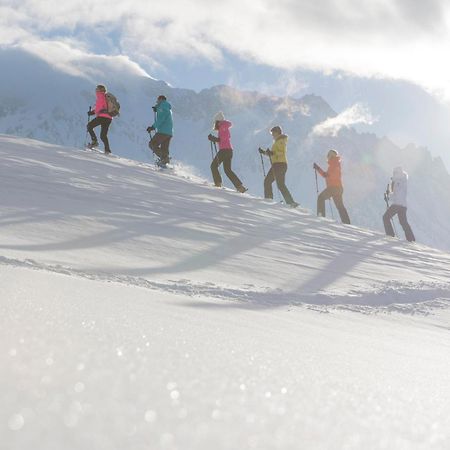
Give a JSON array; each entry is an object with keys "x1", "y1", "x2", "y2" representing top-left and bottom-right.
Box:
[{"x1": 85, "y1": 85, "x2": 415, "y2": 243}]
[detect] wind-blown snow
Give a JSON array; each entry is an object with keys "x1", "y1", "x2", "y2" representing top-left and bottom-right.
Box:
[{"x1": 1, "y1": 135, "x2": 450, "y2": 450}]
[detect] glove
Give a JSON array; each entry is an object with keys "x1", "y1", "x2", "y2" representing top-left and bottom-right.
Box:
[
  {"x1": 147, "y1": 126, "x2": 155, "y2": 133},
  {"x1": 258, "y1": 147, "x2": 265, "y2": 154},
  {"x1": 313, "y1": 162, "x2": 319, "y2": 171},
  {"x1": 267, "y1": 149, "x2": 273, "y2": 156},
  {"x1": 208, "y1": 134, "x2": 214, "y2": 141},
  {"x1": 88, "y1": 109, "x2": 95, "y2": 116}
]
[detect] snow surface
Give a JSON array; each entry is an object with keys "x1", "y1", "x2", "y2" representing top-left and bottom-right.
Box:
[
  {"x1": 2, "y1": 48, "x2": 450, "y2": 252},
  {"x1": 1, "y1": 135, "x2": 450, "y2": 450}
]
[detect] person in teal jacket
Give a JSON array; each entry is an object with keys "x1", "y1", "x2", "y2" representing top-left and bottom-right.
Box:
[{"x1": 147, "y1": 95, "x2": 173, "y2": 166}]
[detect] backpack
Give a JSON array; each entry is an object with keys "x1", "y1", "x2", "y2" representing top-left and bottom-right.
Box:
[{"x1": 105, "y1": 92, "x2": 120, "y2": 117}]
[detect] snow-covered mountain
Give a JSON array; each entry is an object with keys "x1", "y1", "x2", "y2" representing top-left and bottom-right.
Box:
[
  {"x1": 1, "y1": 47, "x2": 450, "y2": 251},
  {"x1": 1, "y1": 135, "x2": 450, "y2": 450}
]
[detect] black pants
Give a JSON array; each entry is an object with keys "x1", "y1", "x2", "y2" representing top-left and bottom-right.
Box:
[
  {"x1": 264, "y1": 162, "x2": 295, "y2": 205},
  {"x1": 383, "y1": 205, "x2": 415, "y2": 242},
  {"x1": 317, "y1": 186, "x2": 351, "y2": 224},
  {"x1": 210, "y1": 149, "x2": 243, "y2": 188},
  {"x1": 87, "y1": 117, "x2": 112, "y2": 152},
  {"x1": 149, "y1": 133, "x2": 172, "y2": 163}
]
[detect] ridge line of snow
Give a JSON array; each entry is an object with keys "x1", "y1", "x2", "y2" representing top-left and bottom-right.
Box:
[{"x1": 1, "y1": 255, "x2": 449, "y2": 315}]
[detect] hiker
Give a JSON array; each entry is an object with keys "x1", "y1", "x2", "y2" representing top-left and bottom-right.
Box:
[
  {"x1": 207, "y1": 112, "x2": 247, "y2": 193},
  {"x1": 259, "y1": 126, "x2": 298, "y2": 207},
  {"x1": 87, "y1": 84, "x2": 113, "y2": 154},
  {"x1": 383, "y1": 167, "x2": 415, "y2": 242},
  {"x1": 147, "y1": 95, "x2": 173, "y2": 166},
  {"x1": 313, "y1": 149, "x2": 351, "y2": 224}
]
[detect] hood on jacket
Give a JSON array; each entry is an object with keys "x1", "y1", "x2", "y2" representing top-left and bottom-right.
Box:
[
  {"x1": 157, "y1": 100, "x2": 172, "y2": 112},
  {"x1": 328, "y1": 155, "x2": 341, "y2": 166},
  {"x1": 275, "y1": 134, "x2": 288, "y2": 142},
  {"x1": 393, "y1": 166, "x2": 408, "y2": 180}
]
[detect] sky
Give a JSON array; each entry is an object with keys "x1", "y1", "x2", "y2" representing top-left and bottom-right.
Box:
[{"x1": 2, "y1": 0, "x2": 450, "y2": 166}]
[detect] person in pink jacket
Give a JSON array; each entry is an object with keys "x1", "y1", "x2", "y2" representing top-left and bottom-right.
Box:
[
  {"x1": 87, "y1": 84, "x2": 112, "y2": 154},
  {"x1": 207, "y1": 112, "x2": 247, "y2": 193}
]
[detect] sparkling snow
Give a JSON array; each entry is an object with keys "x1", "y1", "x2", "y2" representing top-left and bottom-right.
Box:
[{"x1": 1, "y1": 135, "x2": 450, "y2": 450}]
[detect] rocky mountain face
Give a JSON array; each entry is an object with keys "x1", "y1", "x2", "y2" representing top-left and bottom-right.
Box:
[{"x1": 1, "y1": 47, "x2": 449, "y2": 250}]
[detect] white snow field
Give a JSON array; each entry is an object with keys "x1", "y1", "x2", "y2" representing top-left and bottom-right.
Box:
[{"x1": 1, "y1": 134, "x2": 450, "y2": 450}]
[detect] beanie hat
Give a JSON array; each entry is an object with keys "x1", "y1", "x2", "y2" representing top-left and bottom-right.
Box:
[
  {"x1": 270, "y1": 126, "x2": 282, "y2": 135},
  {"x1": 327, "y1": 149, "x2": 338, "y2": 158},
  {"x1": 212, "y1": 111, "x2": 225, "y2": 130},
  {"x1": 213, "y1": 111, "x2": 225, "y2": 122},
  {"x1": 96, "y1": 84, "x2": 106, "y2": 92}
]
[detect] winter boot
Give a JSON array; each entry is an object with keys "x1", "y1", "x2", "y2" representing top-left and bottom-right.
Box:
[
  {"x1": 156, "y1": 158, "x2": 168, "y2": 168},
  {"x1": 289, "y1": 201, "x2": 299, "y2": 208},
  {"x1": 87, "y1": 140, "x2": 99, "y2": 149},
  {"x1": 237, "y1": 185, "x2": 248, "y2": 193}
]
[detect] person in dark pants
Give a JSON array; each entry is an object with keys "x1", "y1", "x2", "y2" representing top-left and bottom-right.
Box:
[
  {"x1": 313, "y1": 149, "x2": 351, "y2": 224},
  {"x1": 259, "y1": 126, "x2": 298, "y2": 207},
  {"x1": 208, "y1": 112, "x2": 247, "y2": 193},
  {"x1": 147, "y1": 95, "x2": 173, "y2": 166},
  {"x1": 87, "y1": 84, "x2": 112, "y2": 154},
  {"x1": 383, "y1": 167, "x2": 415, "y2": 242}
]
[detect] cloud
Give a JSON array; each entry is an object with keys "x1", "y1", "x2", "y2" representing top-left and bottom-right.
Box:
[
  {"x1": 312, "y1": 103, "x2": 376, "y2": 136},
  {"x1": 3, "y1": 0, "x2": 450, "y2": 98},
  {"x1": 5, "y1": 39, "x2": 152, "y2": 82}
]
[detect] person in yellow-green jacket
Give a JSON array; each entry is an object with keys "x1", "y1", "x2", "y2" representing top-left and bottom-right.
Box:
[{"x1": 259, "y1": 126, "x2": 299, "y2": 208}]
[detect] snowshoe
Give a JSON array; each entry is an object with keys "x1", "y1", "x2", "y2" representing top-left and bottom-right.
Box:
[{"x1": 156, "y1": 157, "x2": 171, "y2": 169}]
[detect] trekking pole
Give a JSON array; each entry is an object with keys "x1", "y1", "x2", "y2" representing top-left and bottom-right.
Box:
[
  {"x1": 328, "y1": 200, "x2": 335, "y2": 219},
  {"x1": 314, "y1": 168, "x2": 319, "y2": 194},
  {"x1": 267, "y1": 153, "x2": 281, "y2": 202},
  {"x1": 147, "y1": 129, "x2": 157, "y2": 163},
  {"x1": 384, "y1": 184, "x2": 397, "y2": 237},
  {"x1": 212, "y1": 141, "x2": 219, "y2": 157},
  {"x1": 260, "y1": 152, "x2": 266, "y2": 177},
  {"x1": 212, "y1": 141, "x2": 222, "y2": 178},
  {"x1": 315, "y1": 166, "x2": 334, "y2": 219},
  {"x1": 84, "y1": 106, "x2": 91, "y2": 147}
]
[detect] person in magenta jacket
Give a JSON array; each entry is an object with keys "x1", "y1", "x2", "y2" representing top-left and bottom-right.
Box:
[
  {"x1": 207, "y1": 112, "x2": 247, "y2": 193},
  {"x1": 87, "y1": 84, "x2": 113, "y2": 154}
]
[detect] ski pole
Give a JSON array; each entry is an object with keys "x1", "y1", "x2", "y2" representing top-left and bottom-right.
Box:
[{"x1": 210, "y1": 140, "x2": 215, "y2": 161}]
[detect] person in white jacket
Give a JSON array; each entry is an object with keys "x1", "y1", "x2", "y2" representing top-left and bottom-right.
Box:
[{"x1": 383, "y1": 167, "x2": 415, "y2": 242}]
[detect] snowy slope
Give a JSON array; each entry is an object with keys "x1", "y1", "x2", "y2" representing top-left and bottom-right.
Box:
[
  {"x1": 1, "y1": 135, "x2": 450, "y2": 450},
  {"x1": 2, "y1": 48, "x2": 450, "y2": 252}
]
